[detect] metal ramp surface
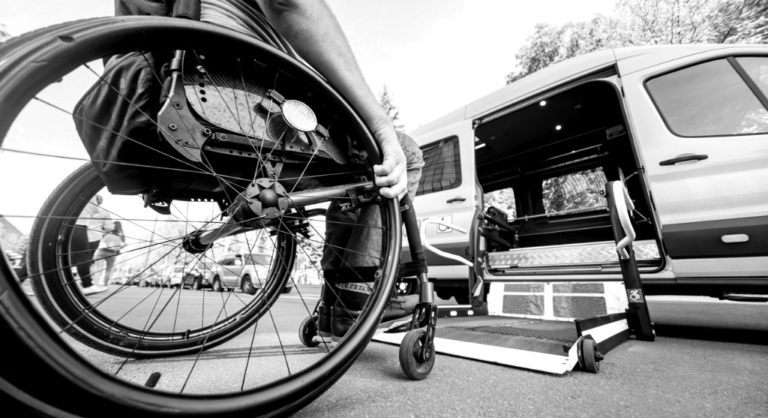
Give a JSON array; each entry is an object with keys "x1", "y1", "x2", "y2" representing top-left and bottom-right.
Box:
[{"x1": 373, "y1": 307, "x2": 629, "y2": 375}]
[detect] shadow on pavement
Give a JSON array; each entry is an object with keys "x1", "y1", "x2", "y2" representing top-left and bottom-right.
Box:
[{"x1": 654, "y1": 324, "x2": 768, "y2": 345}]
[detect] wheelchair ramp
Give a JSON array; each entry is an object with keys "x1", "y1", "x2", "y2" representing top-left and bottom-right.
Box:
[{"x1": 373, "y1": 282, "x2": 631, "y2": 374}]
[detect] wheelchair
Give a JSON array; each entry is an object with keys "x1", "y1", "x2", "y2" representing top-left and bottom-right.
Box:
[{"x1": 0, "y1": 14, "x2": 435, "y2": 418}]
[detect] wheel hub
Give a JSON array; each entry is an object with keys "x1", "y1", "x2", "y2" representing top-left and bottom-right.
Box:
[{"x1": 242, "y1": 178, "x2": 290, "y2": 221}]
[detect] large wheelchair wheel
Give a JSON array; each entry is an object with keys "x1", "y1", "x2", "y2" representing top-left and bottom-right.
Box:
[
  {"x1": 28, "y1": 162, "x2": 298, "y2": 357},
  {"x1": 0, "y1": 17, "x2": 401, "y2": 417}
]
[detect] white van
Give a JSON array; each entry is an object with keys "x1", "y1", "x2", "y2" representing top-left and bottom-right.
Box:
[{"x1": 407, "y1": 45, "x2": 768, "y2": 303}]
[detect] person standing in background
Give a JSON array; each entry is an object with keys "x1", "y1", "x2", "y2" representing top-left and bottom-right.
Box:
[
  {"x1": 71, "y1": 194, "x2": 114, "y2": 295},
  {"x1": 93, "y1": 221, "x2": 125, "y2": 286}
]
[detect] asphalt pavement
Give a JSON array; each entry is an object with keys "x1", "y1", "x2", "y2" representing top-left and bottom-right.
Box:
[
  {"x1": 20, "y1": 281, "x2": 768, "y2": 417},
  {"x1": 295, "y1": 296, "x2": 768, "y2": 418}
]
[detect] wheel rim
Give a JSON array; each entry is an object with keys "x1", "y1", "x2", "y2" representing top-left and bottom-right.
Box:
[{"x1": 0, "y1": 17, "x2": 401, "y2": 416}]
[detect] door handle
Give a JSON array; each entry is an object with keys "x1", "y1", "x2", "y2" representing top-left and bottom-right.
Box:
[
  {"x1": 659, "y1": 153, "x2": 708, "y2": 166},
  {"x1": 446, "y1": 196, "x2": 466, "y2": 203}
]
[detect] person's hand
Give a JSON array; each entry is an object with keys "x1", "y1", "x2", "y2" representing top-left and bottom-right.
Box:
[{"x1": 371, "y1": 123, "x2": 407, "y2": 200}]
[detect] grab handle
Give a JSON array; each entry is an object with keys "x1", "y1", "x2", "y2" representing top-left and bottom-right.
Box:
[
  {"x1": 659, "y1": 153, "x2": 708, "y2": 166},
  {"x1": 420, "y1": 218, "x2": 483, "y2": 297},
  {"x1": 610, "y1": 182, "x2": 636, "y2": 259}
]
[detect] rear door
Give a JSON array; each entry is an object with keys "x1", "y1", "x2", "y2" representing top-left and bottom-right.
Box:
[
  {"x1": 410, "y1": 119, "x2": 476, "y2": 277},
  {"x1": 622, "y1": 52, "x2": 768, "y2": 279},
  {"x1": 220, "y1": 256, "x2": 244, "y2": 287}
]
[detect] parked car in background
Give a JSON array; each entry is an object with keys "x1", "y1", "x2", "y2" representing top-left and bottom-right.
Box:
[
  {"x1": 183, "y1": 261, "x2": 214, "y2": 290},
  {"x1": 166, "y1": 265, "x2": 202, "y2": 288},
  {"x1": 211, "y1": 253, "x2": 294, "y2": 295}
]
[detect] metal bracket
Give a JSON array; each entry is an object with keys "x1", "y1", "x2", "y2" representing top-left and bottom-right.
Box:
[
  {"x1": 409, "y1": 302, "x2": 438, "y2": 362},
  {"x1": 157, "y1": 51, "x2": 209, "y2": 162},
  {"x1": 611, "y1": 182, "x2": 636, "y2": 260}
]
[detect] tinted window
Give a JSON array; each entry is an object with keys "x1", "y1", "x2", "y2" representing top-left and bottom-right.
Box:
[
  {"x1": 542, "y1": 168, "x2": 607, "y2": 215},
  {"x1": 736, "y1": 57, "x2": 768, "y2": 100},
  {"x1": 416, "y1": 136, "x2": 462, "y2": 196},
  {"x1": 244, "y1": 254, "x2": 271, "y2": 266},
  {"x1": 646, "y1": 59, "x2": 768, "y2": 136}
]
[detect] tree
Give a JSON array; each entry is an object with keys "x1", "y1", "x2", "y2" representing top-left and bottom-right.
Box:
[
  {"x1": 506, "y1": 15, "x2": 628, "y2": 83},
  {"x1": 378, "y1": 85, "x2": 404, "y2": 131},
  {"x1": 710, "y1": 0, "x2": 768, "y2": 43},
  {"x1": 506, "y1": 0, "x2": 768, "y2": 84},
  {"x1": 0, "y1": 24, "x2": 10, "y2": 42}
]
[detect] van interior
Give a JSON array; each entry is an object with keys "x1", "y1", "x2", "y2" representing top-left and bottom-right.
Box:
[{"x1": 473, "y1": 79, "x2": 662, "y2": 273}]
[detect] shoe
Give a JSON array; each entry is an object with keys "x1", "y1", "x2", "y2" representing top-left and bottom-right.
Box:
[
  {"x1": 82, "y1": 285, "x2": 109, "y2": 296},
  {"x1": 381, "y1": 294, "x2": 421, "y2": 322},
  {"x1": 331, "y1": 306, "x2": 354, "y2": 343},
  {"x1": 318, "y1": 305, "x2": 332, "y2": 339}
]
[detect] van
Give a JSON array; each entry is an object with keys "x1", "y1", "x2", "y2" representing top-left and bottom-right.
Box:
[{"x1": 407, "y1": 45, "x2": 768, "y2": 303}]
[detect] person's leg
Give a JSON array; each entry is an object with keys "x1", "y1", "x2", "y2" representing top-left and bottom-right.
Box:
[
  {"x1": 326, "y1": 131, "x2": 423, "y2": 270},
  {"x1": 92, "y1": 248, "x2": 115, "y2": 286},
  {"x1": 320, "y1": 132, "x2": 424, "y2": 340},
  {"x1": 70, "y1": 225, "x2": 94, "y2": 288},
  {"x1": 103, "y1": 253, "x2": 116, "y2": 286},
  {"x1": 87, "y1": 240, "x2": 101, "y2": 285},
  {"x1": 92, "y1": 248, "x2": 107, "y2": 287}
]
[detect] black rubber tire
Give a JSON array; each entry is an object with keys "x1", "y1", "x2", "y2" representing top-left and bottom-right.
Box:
[
  {"x1": 241, "y1": 275, "x2": 256, "y2": 295},
  {"x1": 212, "y1": 277, "x2": 224, "y2": 292},
  {"x1": 0, "y1": 16, "x2": 401, "y2": 418},
  {"x1": 581, "y1": 338, "x2": 600, "y2": 373},
  {"x1": 299, "y1": 315, "x2": 320, "y2": 347},
  {"x1": 192, "y1": 277, "x2": 202, "y2": 291},
  {"x1": 282, "y1": 286, "x2": 293, "y2": 294},
  {"x1": 399, "y1": 329, "x2": 436, "y2": 380}
]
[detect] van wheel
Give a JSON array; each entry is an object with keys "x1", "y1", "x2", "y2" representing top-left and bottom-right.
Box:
[{"x1": 282, "y1": 286, "x2": 293, "y2": 294}]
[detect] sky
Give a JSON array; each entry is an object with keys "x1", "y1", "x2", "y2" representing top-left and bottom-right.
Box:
[
  {"x1": 0, "y1": 0, "x2": 617, "y2": 239},
  {"x1": 1, "y1": 0, "x2": 617, "y2": 130}
]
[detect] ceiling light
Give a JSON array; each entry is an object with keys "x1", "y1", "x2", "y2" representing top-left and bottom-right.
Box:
[
  {"x1": 555, "y1": 125, "x2": 562, "y2": 131},
  {"x1": 475, "y1": 143, "x2": 486, "y2": 150},
  {"x1": 540, "y1": 100, "x2": 547, "y2": 106}
]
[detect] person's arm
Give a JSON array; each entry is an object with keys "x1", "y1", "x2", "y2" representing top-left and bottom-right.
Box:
[
  {"x1": 256, "y1": 0, "x2": 407, "y2": 199},
  {"x1": 101, "y1": 210, "x2": 115, "y2": 234}
]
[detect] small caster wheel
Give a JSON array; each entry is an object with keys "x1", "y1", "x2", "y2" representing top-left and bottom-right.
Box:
[
  {"x1": 399, "y1": 329, "x2": 435, "y2": 380},
  {"x1": 299, "y1": 315, "x2": 320, "y2": 347},
  {"x1": 580, "y1": 338, "x2": 603, "y2": 374}
]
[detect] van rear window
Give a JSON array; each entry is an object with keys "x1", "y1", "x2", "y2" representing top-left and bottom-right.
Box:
[
  {"x1": 542, "y1": 168, "x2": 607, "y2": 215},
  {"x1": 646, "y1": 58, "x2": 768, "y2": 137},
  {"x1": 484, "y1": 188, "x2": 516, "y2": 218},
  {"x1": 416, "y1": 136, "x2": 462, "y2": 196}
]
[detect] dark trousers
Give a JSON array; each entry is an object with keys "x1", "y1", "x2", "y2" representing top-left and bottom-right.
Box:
[{"x1": 70, "y1": 225, "x2": 100, "y2": 288}]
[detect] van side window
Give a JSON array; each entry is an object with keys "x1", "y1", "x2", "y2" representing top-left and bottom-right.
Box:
[
  {"x1": 484, "y1": 188, "x2": 517, "y2": 218},
  {"x1": 542, "y1": 168, "x2": 607, "y2": 215},
  {"x1": 416, "y1": 136, "x2": 462, "y2": 196},
  {"x1": 646, "y1": 58, "x2": 768, "y2": 137},
  {"x1": 736, "y1": 57, "x2": 768, "y2": 99}
]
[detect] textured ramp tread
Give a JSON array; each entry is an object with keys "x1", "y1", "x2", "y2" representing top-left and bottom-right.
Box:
[
  {"x1": 450, "y1": 324, "x2": 579, "y2": 344},
  {"x1": 432, "y1": 317, "x2": 579, "y2": 356}
]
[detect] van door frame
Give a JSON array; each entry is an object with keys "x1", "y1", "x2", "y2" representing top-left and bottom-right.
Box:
[{"x1": 472, "y1": 67, "x2": 668, "y2": 280}]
